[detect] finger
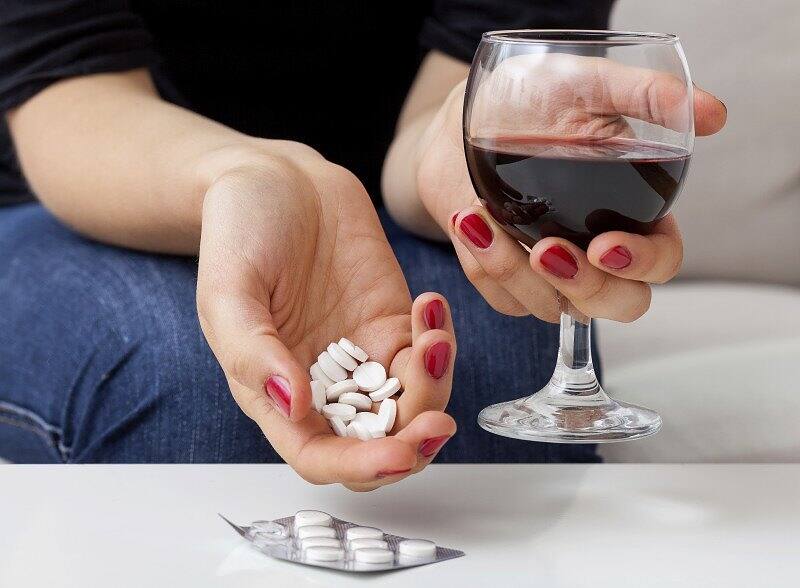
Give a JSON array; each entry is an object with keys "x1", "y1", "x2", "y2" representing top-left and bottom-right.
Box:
[
  {"x1": 593, "y1": 59, "x2": 727, "y2": 135},
  {"x1": 692, "y1": 84, "x2": 727, "y2": 136},
  {"x1": 452, "y1": 206, "x2": 560, "y2": 322},
  {"x1": 586, "y1": 215, "x2": 683, "y2": 284},
  {"x1": 393, "y1": 410, "x2": 456, "y2": 466},
  {"x1": 451, "y1": 241, "x2": 529, "y2": 317},
  {"x1": 391, "y1": 328, "x2": 455, "y2": 429},
  {"x1": 444, "y1": 207, "x2": 528, "y2": 317},
  {"x1": 346, "y1": 411, "x2": 456, "y2": 491},
  {"x1": 411, "y1": 291, "x2": 453, "y2": 341},
  {"x1": 529, "y1": 237, "x2": 652, "y2": 322}
]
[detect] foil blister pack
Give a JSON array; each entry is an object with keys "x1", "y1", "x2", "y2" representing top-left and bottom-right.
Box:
[{"x1": 221, "y1": 511, "x2": 464, "y2": 573}]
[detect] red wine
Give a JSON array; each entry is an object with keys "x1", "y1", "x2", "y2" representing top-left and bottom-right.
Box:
[{"x1": 464, "y1": 137, "x2": 691, "y2": 249}]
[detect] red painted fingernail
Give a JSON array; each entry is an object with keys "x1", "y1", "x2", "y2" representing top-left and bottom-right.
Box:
[
  {"x1": 419, "y1": 435, "x2": 450, "y2": 458},
  {"x1": 459, "y1": 214, "x2": 493, "y2": 248},
  {"x1": 540, "y1": 245, "x2": 578, "y2": 279},
  {"x1": 265, "y1": 375, "x2": 291, "y2": 418},
  {"x1": 376, "y1": 468, "x2": 413, "y2": 479},
  {"x1": 450, "y1": 212, "x2": 459, "y2": 227},
  {"x1": 599, "y1": 245, "x2": 632, "y2": 269},
  {"x1": 423, "y1": 299, "x2": 445, "y2": 330},
  {"x1": 424, "y1": 341, "x2": 450, "y2": 379}
]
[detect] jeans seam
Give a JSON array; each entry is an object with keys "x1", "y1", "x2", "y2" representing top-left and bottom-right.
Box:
[{"x1": 0, "y1": 400, "x2": 68, "y2": 462}]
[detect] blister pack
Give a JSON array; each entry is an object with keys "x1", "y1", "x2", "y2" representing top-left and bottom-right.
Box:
[{"x1": 221, "y1": 510, "x2": 464, "y2": 572}]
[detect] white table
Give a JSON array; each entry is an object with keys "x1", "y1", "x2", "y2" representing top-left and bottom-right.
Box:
[{"x1": 1, "y1": 465, "x2": 797, "y2": 587}]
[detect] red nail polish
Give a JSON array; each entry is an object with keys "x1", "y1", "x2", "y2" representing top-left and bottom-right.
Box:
[
  {"x1": 419, "y1": 435, "x2": 449, "y2": 458},
  {"x1": 376, "y1": 468, "x2": 412, "y2": 479},
  {"x1": 459, "y1": 214, "x2": 493, "y2": 249},
  {"x1": 599, "y1": 245, "x2": 632, "y2": 270},
  {"x1": 423, "y1": 299, "x2": 445, "y2": 330},
  {"x1": 424, "y1": 341, "x2": 450, "y2": 379},
  {"x1": 450, "y1": 212, "x2": 459, "y2": 227},
  {"x1": 540, "y1": 245, "x2": 578, "y2": 279},
  {"x1": 265, "y1": 375, "x2": 291, "y2": 418}
]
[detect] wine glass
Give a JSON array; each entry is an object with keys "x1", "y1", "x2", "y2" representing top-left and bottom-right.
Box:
[{"x1": 463, "y1": 30, "x2": 694, "y2": 442}]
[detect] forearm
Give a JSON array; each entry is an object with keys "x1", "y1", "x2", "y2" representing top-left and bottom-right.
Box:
[
  {"x1": 382, "y1": 106, "x2": 444, "y2": 240},
  {"x1": 6, "y1": 69, "x2": 268, "y2": 254},
  {"x1": 381, "y1": 51, "x2": 468, "y2": 241}
]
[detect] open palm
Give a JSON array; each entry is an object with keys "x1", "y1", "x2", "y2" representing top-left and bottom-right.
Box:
[{"x1": 197, "y1": 146, "x2": 456, "y2": 490}]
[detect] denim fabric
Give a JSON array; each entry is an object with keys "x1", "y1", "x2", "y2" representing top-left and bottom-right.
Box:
[{"x1": 0, "y1": 204, "x2": 599, "y2": 463}]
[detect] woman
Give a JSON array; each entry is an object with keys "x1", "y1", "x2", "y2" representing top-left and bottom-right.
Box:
[{"x1": 0, "y1": 1, "x2": 726, "y2": 488}]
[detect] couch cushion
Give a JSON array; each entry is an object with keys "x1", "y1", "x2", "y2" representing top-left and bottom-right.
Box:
[{"x1": 597, "y1": 282, "x2": 800, "y2": 462}]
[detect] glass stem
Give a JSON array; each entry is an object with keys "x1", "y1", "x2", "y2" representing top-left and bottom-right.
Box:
[{"x1": 550, "y1": 294, "x2": 603, "y2": 398}]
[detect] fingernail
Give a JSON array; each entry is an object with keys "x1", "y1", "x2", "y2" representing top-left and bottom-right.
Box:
[
  {"x1": 419, "y1": 435, "x2": 450, "y2": 458},
  {"x1": 376, "y1": 468, "x2": 412, "y2": 479},
  {"x1": 423, "y1": 299, "x2": 445, "y2": 330},
  {"x1": 459, "y1": 213, "x2": 493, "y2": 249},
  {"x1": 599, "y1": 245, "x2": 632, "y2": 270},
  {"x1": 265, "y1": 375, "x2": 291, "y2": 418},
  {"x1": 450, "y1": 212, "x2": 459, "y2": 227},
  {"x1": 540, "y1": 245, "x2": 578, "y2": 279},
  {"x1": 424, "y1": 341, "x2": 450, "y2": 379}
]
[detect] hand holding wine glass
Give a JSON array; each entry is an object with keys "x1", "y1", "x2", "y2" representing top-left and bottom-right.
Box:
[
  {"x1": 416, "y1": 40, "x2": 726, "y2": 324},
  {"x1": 419, "y1": 31, "x2": 727, "y2": 442}
]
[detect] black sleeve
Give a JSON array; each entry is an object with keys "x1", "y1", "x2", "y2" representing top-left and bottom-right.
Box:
[
  {"x1": 0, "y1": 0, "x2": 158, "y2": 112},
  {"x1": 420, "y1": 0, "x2": 616, "y2": 63}
]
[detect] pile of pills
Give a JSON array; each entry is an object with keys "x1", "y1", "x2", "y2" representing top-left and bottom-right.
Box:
[{"x1": 309, "y1": 338, "x2": 400, "y2": 439}]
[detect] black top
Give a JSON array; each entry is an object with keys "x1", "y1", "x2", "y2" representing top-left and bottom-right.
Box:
[{"x1": 0, "y1": 1, "x2": 613, "y2": 205}]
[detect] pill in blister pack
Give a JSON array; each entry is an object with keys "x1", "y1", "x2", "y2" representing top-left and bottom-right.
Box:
[{"x1": 220, "y1": 511, "x2": 464, "y2": 572}]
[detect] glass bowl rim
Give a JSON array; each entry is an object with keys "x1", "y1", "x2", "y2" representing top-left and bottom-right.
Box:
[{"x1": 482, "y1": 29, "x2": 679, "y2": 45}]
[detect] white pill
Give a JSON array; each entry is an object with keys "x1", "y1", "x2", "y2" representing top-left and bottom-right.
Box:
[
  {"x1": 352, "y1": 411, "x2": 379, "y2": 425},
  {"x1": 368, "y1": 377, "x2": 400, "y2": 402},
  {"x1": 305, "y1": 546, "x2": 344, "y2": 561},
  {"x1": 294, "y1": 510, "x2": 332, "y2": 528},
  {"x1": 346, "y1": 420, "x2": 372, "y2": 441},
  {"x1": 338, "y1": 337, "x2": 369, "y2": 362},
  {"x1": 353, "y1": 361, "x2": 387, "y2": 392},
  {"x1": 309, "y1": 362, "x2": 335, "y2": 388},
  {"x1": 352, "y1": 412, "x2": 384, "y2": 438},
  {"x1": 329, "y1": 415, "x2": 348, "y2": 437},
  {"x1": 325, "y1": 379, "x2": 358, "y2": 402},
  {"x1": 327, "y1": 342, "x2": 359, "y2": 371},
  {"x1": 301, "y1": 537, "x2": 341, "y2": 550},
  {"x1": 354, "y1": 548, "x2": 394, "y2": 564},
  {"x1": 346, "y1": 527, "x2": 384, "y2": 542},
  {"x1": 348, "y1": 538, "x2": 389, "y2": 550},
  {"x1": 398, "y1": 539, "x2": 437, "y2": 558},
  {"x1": 297, "y1": 525, "x2": 337, "y2": 540},
  {"x1": 378, "y1": 398, "x2": 397, "y2": 433},
  {"x1": 337, "y1": 392, "x2": 372, "y2": 411},
  {"x1": 322, "y1": 403, "x2": 356, "y2": 422},
  {"x1": 318, "y1": 351, "x2": 348, "y2": 382},
  {"x1": 310, "y1": 381, "x2": 327, "y2": 412}
]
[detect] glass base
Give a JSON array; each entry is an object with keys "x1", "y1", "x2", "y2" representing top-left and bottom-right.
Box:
[{"x1": 477, "y1": 382, "x2": 662, "y2": 444}]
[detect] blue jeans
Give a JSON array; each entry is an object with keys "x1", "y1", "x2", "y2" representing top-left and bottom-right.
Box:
[{"x1": 0, "y1": 204, "x2": 598, "y2": 463}]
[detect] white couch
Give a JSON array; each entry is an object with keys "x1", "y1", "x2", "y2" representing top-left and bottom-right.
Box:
[{"x1": 599, "y1": 0, "x2": 800, "y2": 463}]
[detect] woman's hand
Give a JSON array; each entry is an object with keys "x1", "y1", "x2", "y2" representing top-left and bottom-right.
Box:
[
  {"x1": 412, "y1": 55, "x2": 727, "y2": 323},
  {"x1": 196, "y1": 142, "x2": 456, "y2": 491}
]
